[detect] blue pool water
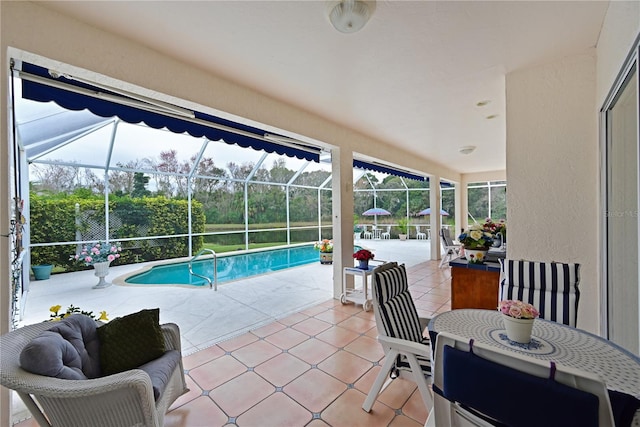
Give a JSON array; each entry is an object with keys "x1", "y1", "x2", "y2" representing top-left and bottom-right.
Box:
[{"x1": 125, "y1": 244, "x2": 359, "y2": 287}]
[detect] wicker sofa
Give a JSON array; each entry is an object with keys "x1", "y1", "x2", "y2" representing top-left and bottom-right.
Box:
[{"x1": 0, "y1": 314, "x2": 188, "y2": 427}]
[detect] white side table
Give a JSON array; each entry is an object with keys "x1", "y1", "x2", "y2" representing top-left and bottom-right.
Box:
[{"x1": 341, "y1": 260, "x2": 386, "y2": 311}]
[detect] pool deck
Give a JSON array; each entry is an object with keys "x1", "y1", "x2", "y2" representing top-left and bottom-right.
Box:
[{"x1": 18, "y1": 238, "x2": 434, "y2": 355}]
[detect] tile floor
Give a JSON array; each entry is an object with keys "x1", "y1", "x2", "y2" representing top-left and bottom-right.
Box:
[{"x1": 13, "y1": 259, "x2": 452, "y2": 427}]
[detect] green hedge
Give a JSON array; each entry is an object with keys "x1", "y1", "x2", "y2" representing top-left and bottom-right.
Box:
[{"x1": 30, "y1": 196, "x2": 205, "y2": 269}]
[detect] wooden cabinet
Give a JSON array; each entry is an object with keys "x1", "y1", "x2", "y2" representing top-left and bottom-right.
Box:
[{"x1": 450, "y1": 259, "x2": 501, "y2": 310}]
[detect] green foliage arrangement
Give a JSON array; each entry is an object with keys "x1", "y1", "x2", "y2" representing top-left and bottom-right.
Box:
[{"x1": 397, "y1": 217, "x2": 409, "y2": 234}]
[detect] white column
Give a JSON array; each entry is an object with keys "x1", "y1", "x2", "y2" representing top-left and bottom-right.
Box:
[
  {"x1": 331, "y1": 147, "x2": 354, "y2": 298},
  {"x1": 429, "y1": 176, "x2": 441, "y2": 261}
]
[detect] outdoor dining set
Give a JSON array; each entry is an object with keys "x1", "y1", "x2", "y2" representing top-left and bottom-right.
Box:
[{"x1": 361, "y1": 259, "x2": 640, "y2": 427}]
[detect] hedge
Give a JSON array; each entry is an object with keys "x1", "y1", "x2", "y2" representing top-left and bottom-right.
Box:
[{"x1": 29, "y1": 195, "x2": 205, "y2": 270}]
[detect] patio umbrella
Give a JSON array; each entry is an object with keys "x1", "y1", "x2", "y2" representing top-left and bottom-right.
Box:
[
  {"x1": 362, "y1": 207, "x2": 391, "y2": 227},
  {"x1": 362, "y1": 208, "x2": 392, "y2": 216},
  {"x1": 418, "y1": 207, "x2": 450, "y2": 216}
]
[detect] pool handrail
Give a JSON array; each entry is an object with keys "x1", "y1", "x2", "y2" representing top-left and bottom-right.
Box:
[{"x1": 189, "y1": 248, "x2": 217, "y2": 290}]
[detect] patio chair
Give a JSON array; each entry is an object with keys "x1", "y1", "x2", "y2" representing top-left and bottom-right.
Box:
[
  {"x1": 415, "y1": 226, "x2": 427, "y2": 240},
  {"x1": 439, "y1": 227, "x2": 461, "y2": 268},
  {"x1": 0, "y1": 311, "x2": 188, "y2": 427},
  {"x1": 499, "y1": 259, "x2": 581, "y2": 327},
  {"x1": 381, "y1": 225, "x2": 391, "y2": 239},
  {"x1": 362, "y1": 225, "x2": 373, "y2": 239},
  {"x1": 430, "y1": 331, "x2": 614, "y2": 427},
  {"x1": 362, "y1": 262, "x2": 433, "y2": 413}
]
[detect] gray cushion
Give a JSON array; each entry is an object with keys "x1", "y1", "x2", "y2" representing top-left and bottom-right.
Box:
[
  {"x1": 19, "y1": 314, "x2": 101, "y2": 379},
  {"x1": 138, "y1": 350, "x2": 182, "y2": 401}
]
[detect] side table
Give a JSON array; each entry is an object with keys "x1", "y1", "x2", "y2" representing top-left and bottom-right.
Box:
[{"x1": 341, "y1": 261, "x2": 385, "y2": 311}]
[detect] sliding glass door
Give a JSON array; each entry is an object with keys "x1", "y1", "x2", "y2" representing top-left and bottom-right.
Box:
[{"x1": 603, "y1": 51, "x2": 639, "y2": 354}]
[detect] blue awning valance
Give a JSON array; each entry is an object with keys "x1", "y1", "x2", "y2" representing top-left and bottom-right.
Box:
[
  {"x1": 353, "y1": 160, "x2": 425, "y2": 182},
  {"x1": 19, "y1": 62, "x2": 320, "y2": 162}
]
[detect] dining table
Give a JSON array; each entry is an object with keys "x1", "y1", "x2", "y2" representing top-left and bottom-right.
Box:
[{"x1": 428, "y1": 309, "x2": 640, "y2": 426}]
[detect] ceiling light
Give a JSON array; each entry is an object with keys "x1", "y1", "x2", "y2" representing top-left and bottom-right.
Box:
[
  {"x1": 459, "y1": 146, "x2": 476, "y2": 155},
  {"x1": 329, "y1": 0, "x2": 374, "y2": 33}
]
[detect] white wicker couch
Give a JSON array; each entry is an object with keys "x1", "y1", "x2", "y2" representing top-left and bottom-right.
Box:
[{"x1": 0, "y1": 320, "x2": 188, "y2": 427}]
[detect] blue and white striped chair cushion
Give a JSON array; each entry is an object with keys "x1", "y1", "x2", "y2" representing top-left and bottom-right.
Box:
[
  {"x1": 374, "y1": 265, "x2": 423, "y2": 343},
  {"x1": 499, "y1": 259, "x2": 581, "y2": 327},
  {"x1": 373, "y1": 264, "x2": 431, "y2": 375}
]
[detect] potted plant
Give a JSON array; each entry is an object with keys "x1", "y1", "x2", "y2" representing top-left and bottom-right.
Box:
[
  {"x1": 483, "y1": 218, "x2": 507, "y2": 249},
  {"x1": 353, "y1": 248, "x2": 374, "y2": 269},
  {"x1": 31, "y1": 263, "x2": 53, "y2": 281},
  {"x1": 498, "y1": 299, "x2": 539, "y2": 343},
  {"x1": 70, "y1": 241, "x2": 122, "y2": 289},
  {"x1": 397, "y1": 218, "x2": 409, "y2": 240},
  {"x1": 458, "y1": 225, "x2": 494, "y2": 264},
  {"x1": 314, "y1": 239, "x2": 334, "y2": 264}
]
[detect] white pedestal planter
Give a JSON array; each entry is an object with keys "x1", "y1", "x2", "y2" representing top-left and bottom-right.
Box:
[{"x1": 92, "y1": 261, "x2": 112, "y2": 289}]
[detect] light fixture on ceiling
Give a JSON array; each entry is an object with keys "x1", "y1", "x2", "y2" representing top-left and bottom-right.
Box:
[
  {"x1": 328, "y1": 0, "x2": 375, "y2": 34},
  {"x1": 459, "y1": 146, "x2": 476, "y2": 155}
]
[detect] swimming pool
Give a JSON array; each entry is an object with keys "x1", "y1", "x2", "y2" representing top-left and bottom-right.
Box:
[{"x1": 124, "y1": 244, "x2": 361, "y2": 287}]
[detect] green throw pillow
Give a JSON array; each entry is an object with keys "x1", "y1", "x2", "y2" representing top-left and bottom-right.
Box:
[{"x1": 97, "y1": 308, "x2": 165, "y2": 376}]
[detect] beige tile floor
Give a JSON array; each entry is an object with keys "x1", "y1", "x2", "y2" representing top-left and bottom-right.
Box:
[{"x1": 12, "y1": 239, "x2": 452, "y2": 427}]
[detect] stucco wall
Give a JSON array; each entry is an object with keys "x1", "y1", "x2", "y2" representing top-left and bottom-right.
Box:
[{"x1": 506, "y1": 53, "x2": 599, "y2": 333}]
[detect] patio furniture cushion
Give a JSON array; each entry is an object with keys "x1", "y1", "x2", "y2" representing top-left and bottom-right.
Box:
[
  {"x1": 19, "y1": 314, "x2": 101, "y2": 380},
  {"x1": 499, "y1": 259, "x2": 581, "y2": 327},
  {"x1": 440, "y1": 344, "x2": 599, "y2": 427},
  {"x1": 138, "y1": 349, "x2": 182, "y2": 400},
  {"x1": 97, "y1": 308, "x2": 165, "y2": 375},
  {"x1": 375, "y1": 264, "x2": 424, "y2": 343}
]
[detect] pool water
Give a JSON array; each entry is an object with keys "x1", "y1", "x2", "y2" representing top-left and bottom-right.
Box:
[{"x1": 125, "y1": 244, "x2": 360, "y2": 287}]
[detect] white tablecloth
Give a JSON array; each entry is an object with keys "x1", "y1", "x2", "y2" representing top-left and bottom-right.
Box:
[{"x1": 428, "y1": 309, "x2": 640, "y2": 426}]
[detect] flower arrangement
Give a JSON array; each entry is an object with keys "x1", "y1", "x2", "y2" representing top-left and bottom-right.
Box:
[
  {"x1": 353, "y1": 248, "x2": 374, "y2": 261},
  {"x1": 483, "y1": 218, "x2": 506, "y2": 239},
  {"x1": 498, "y1": 300, "x2": 539, "y2": 320},
  {"x1": 458, "y1": 224, "x2": 494, "y2": 249},
  {"x1": 49, "y1": 304, "x2": 109, "y2": 322},
  {"x1": 70, "y1": 241, "x2": 122, "y2": 266},
  {"x1": 314, "y1": 239, "x2": 333, "y2": 253}
]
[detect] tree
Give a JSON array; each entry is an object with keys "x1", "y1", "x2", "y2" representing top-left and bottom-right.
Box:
[
  {"x1": 131, "y1": 172, "x2": 151, "y2": 198},
  {"x1": 30, "y1": 162, "x2": 80, "y2": 193}
]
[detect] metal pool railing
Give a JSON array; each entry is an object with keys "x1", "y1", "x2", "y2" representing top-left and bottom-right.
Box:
[{"x1": 189, "y1": 248, "x2": 217, "y2": 290}]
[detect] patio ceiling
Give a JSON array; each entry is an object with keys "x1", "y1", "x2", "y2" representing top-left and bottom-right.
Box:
[{"x1": 34, "y1": 1, "x2": 609, "y2": 174}]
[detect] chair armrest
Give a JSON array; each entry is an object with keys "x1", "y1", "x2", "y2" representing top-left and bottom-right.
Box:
[
  {"x1": 377, "y1": 335, "x2": 431, "y2": 357},
  {"x1": 160, "y1": 323, "x2": 182, "y2": 352},
  {"x1": 8, "y1": 367, "x2": 154, "y2": 398},
  {"x1": 15, "y1": 370, "x2": 159, "y2": 427}
]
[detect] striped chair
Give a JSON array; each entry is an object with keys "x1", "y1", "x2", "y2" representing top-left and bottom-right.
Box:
[
  {"x1": 499, "y1": 259, "x2": 581, "y2": 327},
  {"x1": 362, "y1": 262, "x2": 433, "y2": 413}
]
